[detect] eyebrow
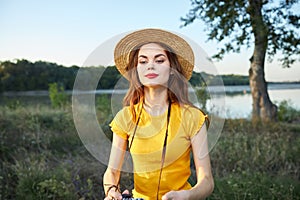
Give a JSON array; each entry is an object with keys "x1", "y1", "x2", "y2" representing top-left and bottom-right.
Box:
[{"x1": 138, "y1": 54, "x2": 167, "y2": 59}]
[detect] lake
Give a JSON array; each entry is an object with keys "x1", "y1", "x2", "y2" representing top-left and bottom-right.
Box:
[
  {"x1": 1, "y1": 83, "x2": 300, "y2": 119},
  {"x1": 209, "y1": 83, "x2": 300, "y2": 119}
]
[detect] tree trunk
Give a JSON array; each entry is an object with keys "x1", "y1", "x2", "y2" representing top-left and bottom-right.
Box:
[
  {"x1": 248, "y1": 0, "x2": 277, "y2": 122},
  {"x1": 249, "y1": 52, "x2": 277, "y2": 122}
]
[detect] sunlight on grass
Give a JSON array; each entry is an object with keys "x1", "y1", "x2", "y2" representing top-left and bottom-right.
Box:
[{"x1": 0, "y1": 99, "x2": 299, "y2": 199}]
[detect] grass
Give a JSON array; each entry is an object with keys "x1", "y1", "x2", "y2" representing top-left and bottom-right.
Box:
[
  {"x1": 0, "y1": 97, "x2": 299, "y2": 199},
  {"x1": 208, "y1": 119, "x2": 299, "y2": 199}
]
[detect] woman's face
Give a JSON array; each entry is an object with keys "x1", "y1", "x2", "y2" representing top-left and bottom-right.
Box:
[{"x1": 137, "y1": 43, "x2": 171, "y2": 88}]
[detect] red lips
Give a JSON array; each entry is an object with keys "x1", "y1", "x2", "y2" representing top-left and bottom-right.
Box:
[{"x1": 145, "y1": 73, "x2": 159, "y2": 79}]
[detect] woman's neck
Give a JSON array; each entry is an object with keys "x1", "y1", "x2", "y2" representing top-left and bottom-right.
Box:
[{"x1": 143, "y1": 86, "x2": 169, "y2": 116}]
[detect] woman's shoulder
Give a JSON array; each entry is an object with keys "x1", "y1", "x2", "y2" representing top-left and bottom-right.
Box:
[
  {"x1": 114, "y1": 105, "x2": 132, "y2": 118},
  {"x1": 110, "y1": 105, "x2": 135, "y2": 134},
  {"x1": 114, "y1": 103, "x2": 141, "y2": 120},
  {"x1": 173, "y1": 103, "x2": 208, "y2": 137},
  {"x1": 180, "y1": 104, "x2": 207, "y2": 117}
]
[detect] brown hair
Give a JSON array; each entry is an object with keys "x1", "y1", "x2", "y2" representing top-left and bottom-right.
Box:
[{"x1": 123, "y1": 42, "x2": 194, "y2": 121}]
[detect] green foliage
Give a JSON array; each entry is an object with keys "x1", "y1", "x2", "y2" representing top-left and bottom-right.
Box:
[
  {"x1": 211, "y1": 119, "x2": 299, "y2": 176},
  {"x1": 195, "y1": 85, "x2": 210, "y2": 111},
  {"x1": 96, "y1": 94, "x2": 111, "y2": 119},
  {"x1": 189, "y1": 71, "x2": 206, "y2": 86},
  {"x1": 96, "y1": 94, "x2": 114, "y2": 140},
  {"x1": 0, "y1": 105, "x2": 104, "y2": 199},
  {"x1": 191, "y1": 71, "x2": 249, "y2": 86},
  {"x1": 221, "y1": 74, "x2": 249, "y2": 85},
  {"x1": 0, "y1": 60, "x2": 125, "y2": 92},
  {"x1": 37, "y1": 178, "x2": 72, "y2": 199},
  {"x1": 5, "y1": 99, "x2": 22, "y2": 110},
  {"x1": 48, "y1": 83, "x2": 68, "y2": 108},
  {"x1": 209, "y1": 172, "x2": 299, "y2": 199},
  {"x1": 277, "y1": 100, "x2": 300, "y2": 122},
  {"x1": 98, "y1": 66, "x2": 122, "y2": 89},
  {"x1": 0, "y1": 102, "x2": 299, "y2": 199},
  {"x1": 208, "y1": 119, "x2": 300, "y2": 199},
  {"x1": 0, "y1": 59, "x2": 256, "y2": 94},
  {"x1": 0, "y1": 161, "x2": 18, "y2": 199},
  {"x1": 181, "y1": 0, "x2": 300, "y2": 67},
  {"x1": 15, "y1": 160, "x2": 76, "y2": 200},
  {"x1": 0, "y1": 105, "x2": 77, "y2": 163},
  {"x1": 0, "y1": 59, "x2": 79, "y2": 91},
  {"x1": 190, "y1": 71, "x2": 225, "y2": 86}
]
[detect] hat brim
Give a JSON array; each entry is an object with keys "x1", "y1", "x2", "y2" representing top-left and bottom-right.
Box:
[{"x1": 114, "y1": 28, "x2": 194, "y2": 80}]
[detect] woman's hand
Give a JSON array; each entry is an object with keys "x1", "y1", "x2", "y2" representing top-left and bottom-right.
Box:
[
  {"x1": 162, "y1": 190, "x2": 189, "y2": 200},
  {"x1": 105, "y1": 189, "x2": 122, "y2": 200},
  {"x1": 104, "y1": 189, "x2": 130, "y2": 200}
]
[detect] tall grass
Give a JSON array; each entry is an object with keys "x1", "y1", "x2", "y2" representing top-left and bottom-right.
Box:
[
  {"x1": 0, "y1": 98, "x2": 299, "y2": 199},
  {"x1": 208, "y1": 119, "x2": 299, "y2": 199},
  {"x1": 0, "y1": 104, "x2": 106, "y2": 199}
]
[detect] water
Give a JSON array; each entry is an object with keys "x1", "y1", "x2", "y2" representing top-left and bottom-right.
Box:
[
  {"x1": 1, "y1": 84, "x2": 300, "y2": 119},
  {"x1": 218, "y1": 84, "x2": 300, "y2": 119}
]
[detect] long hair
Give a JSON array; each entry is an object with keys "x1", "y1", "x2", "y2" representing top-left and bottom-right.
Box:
[{"x1": 122, "y1": 42, "x2": 193, "y2": 122}]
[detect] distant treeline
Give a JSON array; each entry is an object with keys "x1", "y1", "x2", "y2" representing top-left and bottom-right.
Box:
[
  {"x1": 0, "y1": 59, "x2": 252, "y2": 92},
  {"x1": 0, "y1": 59, "x2": 121, "y2": 92}
]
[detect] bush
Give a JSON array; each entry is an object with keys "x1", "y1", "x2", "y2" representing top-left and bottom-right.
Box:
[
  {"x1": 48, "y1": 83, "x2": 68, "y2": 109},
  {"x1": 277, "y1": 100, "x2": 300, "y2": 122},
  {"x1": 96, "y1": 94, "x2": 114, "y2": 140},
  {"x1": 195, "y1": 86, "x2": 210, "y2": 112},
  {"x1": 0, "y1": 161, "x2": 18, "y2": 199},
  {"x1": 15, "y1": 159, "x2": 76, "y2": 200}
]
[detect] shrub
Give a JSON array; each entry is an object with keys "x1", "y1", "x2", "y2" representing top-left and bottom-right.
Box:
[
  {"x1": 196, "y1": 86, "x2": 210, "y2": 112},
  {"x1": 15, "y1": 160, "x2": 76, "y2": 200},
  {"x1": 48, "y1": 83, "x2": 68, "y2": 109},
  {"x1": 277, "y1": 100, "x2": 300, "y2": 122},
  {"x1": 96, "y1": 94, "x2": 114, "y2": 140}
]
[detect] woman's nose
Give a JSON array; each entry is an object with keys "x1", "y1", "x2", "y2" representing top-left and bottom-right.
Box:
[{"x1": 147, "y1": 62, "x2": 155, "y2": 70}]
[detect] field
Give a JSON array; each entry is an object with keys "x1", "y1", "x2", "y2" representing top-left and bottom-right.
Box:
[{"x1": 0, "y1": 95, "x2": 299, "y2": 199}]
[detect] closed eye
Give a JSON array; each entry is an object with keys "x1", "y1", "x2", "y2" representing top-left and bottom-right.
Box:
[
  {"x1": 156, "y1": 59, "x2": 165, "y2": 64},
  {"x1": 138, "y1": 60, "x2": 147, "y2": 64}
]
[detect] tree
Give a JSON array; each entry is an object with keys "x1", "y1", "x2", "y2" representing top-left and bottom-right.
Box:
[{"x1": 181, "y1": 0, "x2": 300, "y2": 122}]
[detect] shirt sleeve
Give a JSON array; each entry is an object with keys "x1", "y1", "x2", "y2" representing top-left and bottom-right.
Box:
[
  {"x1": 183, "y1": 106, "x2": 208, "y2": 138},
  {"x1": 109, "y1": 107, "x2": 131, "y2": 140}
]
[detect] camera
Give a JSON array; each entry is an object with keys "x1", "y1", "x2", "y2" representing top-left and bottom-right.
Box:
[{"x1": 122, "y1": 194, "x2": 144, "y2": 200}]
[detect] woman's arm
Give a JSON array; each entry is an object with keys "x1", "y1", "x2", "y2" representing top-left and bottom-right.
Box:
[
  {"x1": 188, "y1": 124, "x2": 214, "y2": 199},
  {"x1": 162, "y1": 124, "x2": 214, "y2": 200},
  {"x1": 103, "y1": 133, "x2": 128, "y2": 200}
]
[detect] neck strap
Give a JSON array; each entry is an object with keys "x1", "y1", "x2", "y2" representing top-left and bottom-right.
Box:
[
  {"x1": 128, "y1": 101, "x2": 171, "y2": 200},
  {"x1": 156, "y1": 101, "x2": 171, "y2": 200}
]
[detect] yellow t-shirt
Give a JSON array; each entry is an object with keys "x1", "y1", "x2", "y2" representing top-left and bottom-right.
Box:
[{"x1": 110, "y1": 102, "x2": 206, "y2": 200}]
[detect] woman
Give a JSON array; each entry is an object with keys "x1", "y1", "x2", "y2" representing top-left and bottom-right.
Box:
[{"x1": 103, "y1": 28, "x2": 214, "y2": 200}]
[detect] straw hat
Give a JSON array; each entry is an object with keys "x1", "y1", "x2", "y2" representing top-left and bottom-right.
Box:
[{"x1": 114, "y1": 28, "x2": 194, "y2": 80}]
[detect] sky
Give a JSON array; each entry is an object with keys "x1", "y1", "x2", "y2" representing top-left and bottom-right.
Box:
[{"x1": 0, "y1": 0, "x2": 299, "y2": 82}]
